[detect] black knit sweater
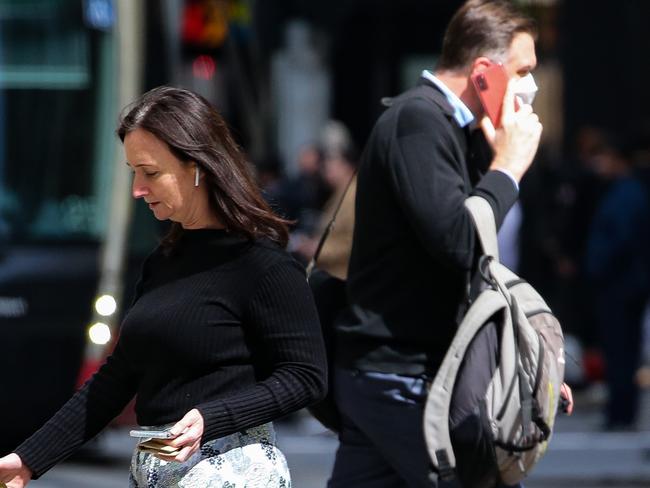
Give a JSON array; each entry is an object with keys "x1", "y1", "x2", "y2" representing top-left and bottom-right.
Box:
[
  {"x1": 336, "y1": 78, "x2": 518, "y2": 376},
  {"x1": 15, "y1": 229, "x2": 327, "y2": 478}
]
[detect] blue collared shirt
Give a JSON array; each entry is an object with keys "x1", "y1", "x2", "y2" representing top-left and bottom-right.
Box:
[
  {"x1": 421, "y1": 70, "x2": 474, "y2": 128},
  {"x1": 420, "y1": 70, "x2": 518, "y2": 190}
]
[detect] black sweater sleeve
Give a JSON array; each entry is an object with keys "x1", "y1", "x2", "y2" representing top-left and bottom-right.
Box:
[
  {"x1": 14, "y1": 340, "x2": 139, "y2": 479},
  {"x1": 389, "y1": 98, "x2": 518, "y2": 271},
  {"x1": 196, "y1": 260, "x2": 327, "y2": 441}
]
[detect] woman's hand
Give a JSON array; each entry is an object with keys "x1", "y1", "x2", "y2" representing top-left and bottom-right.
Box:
[
  {"x1": 159, "y1": 409, "x2": 205, "y2": 462},
  {"x1": 0, "y1": 453, "x2": 32, "y2": 487}
]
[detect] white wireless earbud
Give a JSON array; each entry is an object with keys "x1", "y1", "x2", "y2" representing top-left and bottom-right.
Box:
[{"x1": 194, "y1": 166, "x2": 200, "y2": 187}]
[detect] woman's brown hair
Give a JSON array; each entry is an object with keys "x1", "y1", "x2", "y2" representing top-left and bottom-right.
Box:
[{"x1": 118, "y1": 86, "x2": 290, "y2": 248}]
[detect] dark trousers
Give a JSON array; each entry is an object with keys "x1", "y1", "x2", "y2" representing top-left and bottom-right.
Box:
[
  {"x1": 597, "y1": 293, "x2": 645, "y2": 428},
  {"x1": 327, "y1": 367, "x2": 522, "y2": 488}
]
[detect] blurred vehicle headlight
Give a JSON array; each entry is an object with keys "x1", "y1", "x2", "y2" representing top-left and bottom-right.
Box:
[
  {"x1": 88, "y1": 322, "x2": 112, "y2": 345},
  {"x1": 95, "y1": 294, "x2": 117, "y2": 316}
]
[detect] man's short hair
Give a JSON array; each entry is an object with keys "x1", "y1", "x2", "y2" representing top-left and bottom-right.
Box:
[{"x1": 438, "y1": 0, "x2": 537, "y2": 71}]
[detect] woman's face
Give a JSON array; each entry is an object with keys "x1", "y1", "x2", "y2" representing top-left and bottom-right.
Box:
[{"x1": 124, "y1": 128, "x2": 202, "y2": 225}]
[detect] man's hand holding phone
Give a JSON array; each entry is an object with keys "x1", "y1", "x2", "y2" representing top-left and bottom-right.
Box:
[{"x1": 482, "y1": 77, "x2": 542, "y2": 183}]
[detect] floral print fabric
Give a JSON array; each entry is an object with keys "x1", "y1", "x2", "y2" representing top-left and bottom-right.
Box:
[{"x1": 129, "y1": 422, "x2": 291, "y2": 488}]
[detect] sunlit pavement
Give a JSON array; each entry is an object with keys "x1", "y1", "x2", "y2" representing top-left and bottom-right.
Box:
[{"x1": 30, "y1": 387, "x2": 650, "y2": 487}]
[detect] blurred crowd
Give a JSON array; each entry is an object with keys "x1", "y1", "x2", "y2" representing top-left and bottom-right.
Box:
[
  {"x1": 255, "y1": 119, "x2": 650, "y2": 431},
  {"x1": 259, "y1": 120, "x2": 358, "y2": 280}
]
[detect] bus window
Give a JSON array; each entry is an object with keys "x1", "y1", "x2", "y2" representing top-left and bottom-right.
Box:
[
  {"x1": 0, "y1": 0, "x2": 122, "y2": 454},
  {"x1": 0, "y1": 0, "x2": 113, "y2": 243}
]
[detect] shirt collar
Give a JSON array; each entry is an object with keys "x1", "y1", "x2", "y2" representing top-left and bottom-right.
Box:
[{"x1": 421, "y1": 70, "x2": 475, "y2": 128}]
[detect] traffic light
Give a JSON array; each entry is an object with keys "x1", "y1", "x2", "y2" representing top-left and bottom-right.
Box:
[{"x1": 182, "y1": 0, "x2": 229, "y2": 53}]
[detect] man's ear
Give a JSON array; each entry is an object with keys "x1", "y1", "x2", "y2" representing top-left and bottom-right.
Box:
[{"x1": 469, "y1": 57, "x2": 493, "y2": 77}]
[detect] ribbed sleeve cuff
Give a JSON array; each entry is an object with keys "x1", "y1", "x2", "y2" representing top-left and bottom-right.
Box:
[
  {"x1": 14, "y1": 420, "x2": 79, "y2": 479},
  {"x1": 196, "y1": 401, "x2": 232, "y2": 442},
  {"x1": 14, "y1": 446, "x2": 50, "y2": 480}
]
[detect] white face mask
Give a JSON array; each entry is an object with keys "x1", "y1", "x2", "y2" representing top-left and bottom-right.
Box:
[{"x1": 514, "y1": 73, "x2": 538, "y2": 106}]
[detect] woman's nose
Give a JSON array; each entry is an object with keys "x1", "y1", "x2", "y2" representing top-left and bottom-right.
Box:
[{"x1": 132, "y1": 176, "x2": 149, "y2": 199}]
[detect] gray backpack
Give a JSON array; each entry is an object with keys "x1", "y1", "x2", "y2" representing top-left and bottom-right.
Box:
[{"x1": 424, "y1": 196, "x2": 566, "y2": 487}]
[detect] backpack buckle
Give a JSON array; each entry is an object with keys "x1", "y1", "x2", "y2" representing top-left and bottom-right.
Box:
[{"x1": 435, "y1": 449, "x2": 455, "y2": 481}]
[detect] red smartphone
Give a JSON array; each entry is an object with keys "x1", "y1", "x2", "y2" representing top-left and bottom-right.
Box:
[{"x1": 470, "y1": 63, "x2": 517, "y2": 128}]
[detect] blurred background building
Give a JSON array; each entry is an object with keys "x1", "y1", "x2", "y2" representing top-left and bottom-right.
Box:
[{"x1": 1, "y1": 0, "x2": 650, "y2": 485}]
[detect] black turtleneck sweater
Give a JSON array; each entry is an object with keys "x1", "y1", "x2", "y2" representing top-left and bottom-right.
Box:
[{"x1": 15, "y1": 229, "x2": 327, "y2": 478}]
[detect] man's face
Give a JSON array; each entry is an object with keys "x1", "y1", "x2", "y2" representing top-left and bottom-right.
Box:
[
  {"x1": 463, "y1": 32, "x2": 537, "y2": 118},
  {"x1": 502, "y1": 32, "x2": 537, "y2": 81}
]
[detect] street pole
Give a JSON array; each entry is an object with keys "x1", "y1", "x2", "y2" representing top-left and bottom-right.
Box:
[{"x1": 85, "y1": 0, "x2": 144, "y2": 362}]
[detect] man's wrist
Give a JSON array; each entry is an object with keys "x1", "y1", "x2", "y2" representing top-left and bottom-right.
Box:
[{"x1": 491, "y1": 167, "x2": 519, "y2": 191}]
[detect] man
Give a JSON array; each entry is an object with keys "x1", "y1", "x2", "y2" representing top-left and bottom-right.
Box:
[{"x1": 328, "y1": 1, "x2": 567, "y2": 487}]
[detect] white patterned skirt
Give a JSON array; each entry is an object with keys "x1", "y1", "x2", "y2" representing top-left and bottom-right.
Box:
[{"x1": 129, "y1": 422, "x2": 291, "y2": 488}]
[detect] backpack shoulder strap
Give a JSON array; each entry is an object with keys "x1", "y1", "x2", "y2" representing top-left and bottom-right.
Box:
[
  {"x1": 423, "y1": 288, "x2": 508, "y2": 479},
  {"x1": 424, "y1": 196, "x2": 503, "y2": 481},
  {"x1": 465, "y1": 196, "x2": 499, "y2": 261}
]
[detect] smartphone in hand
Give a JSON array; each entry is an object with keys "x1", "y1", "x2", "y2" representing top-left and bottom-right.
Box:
[
  {"x1": 129, "y1": 429, "x2": 176, "y2": 439},
  {"x1": 470, "y1": 63, "x2": 517, "y2": 128}
]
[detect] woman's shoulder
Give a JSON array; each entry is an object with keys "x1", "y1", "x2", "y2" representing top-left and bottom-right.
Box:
[
  {"x1": 245, "y1": 238, "x2": 302, "y2": 272},
  {"x1": 172, "y1": 230, "x2": 306, "y2": 278}
]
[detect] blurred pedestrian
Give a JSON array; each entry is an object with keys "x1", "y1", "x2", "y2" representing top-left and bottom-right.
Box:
[
  {"x1": 0, "y1": 86, "x2": 327, "y2": 487},
  {"x1": 328, "y1": 1, "x2": 571, "y2": 487},
  {"x1": 273, "y1": 143, "x2": 330, "y2": 233},
  {"x1": 585, "y1": 135, "x2": 650, "y2": 430},
  {"x1": 294, "y1": 123, "x2": 358, "y2": 280}
]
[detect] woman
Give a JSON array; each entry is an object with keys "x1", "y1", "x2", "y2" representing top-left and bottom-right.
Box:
[{"x1": 0, "y1": 86, "x2": 327, "y2": 487}]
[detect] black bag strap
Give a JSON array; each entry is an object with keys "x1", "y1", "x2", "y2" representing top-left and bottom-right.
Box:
[{"x1": 306, "y1": 168, "x2": 358, "y2": 279}]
